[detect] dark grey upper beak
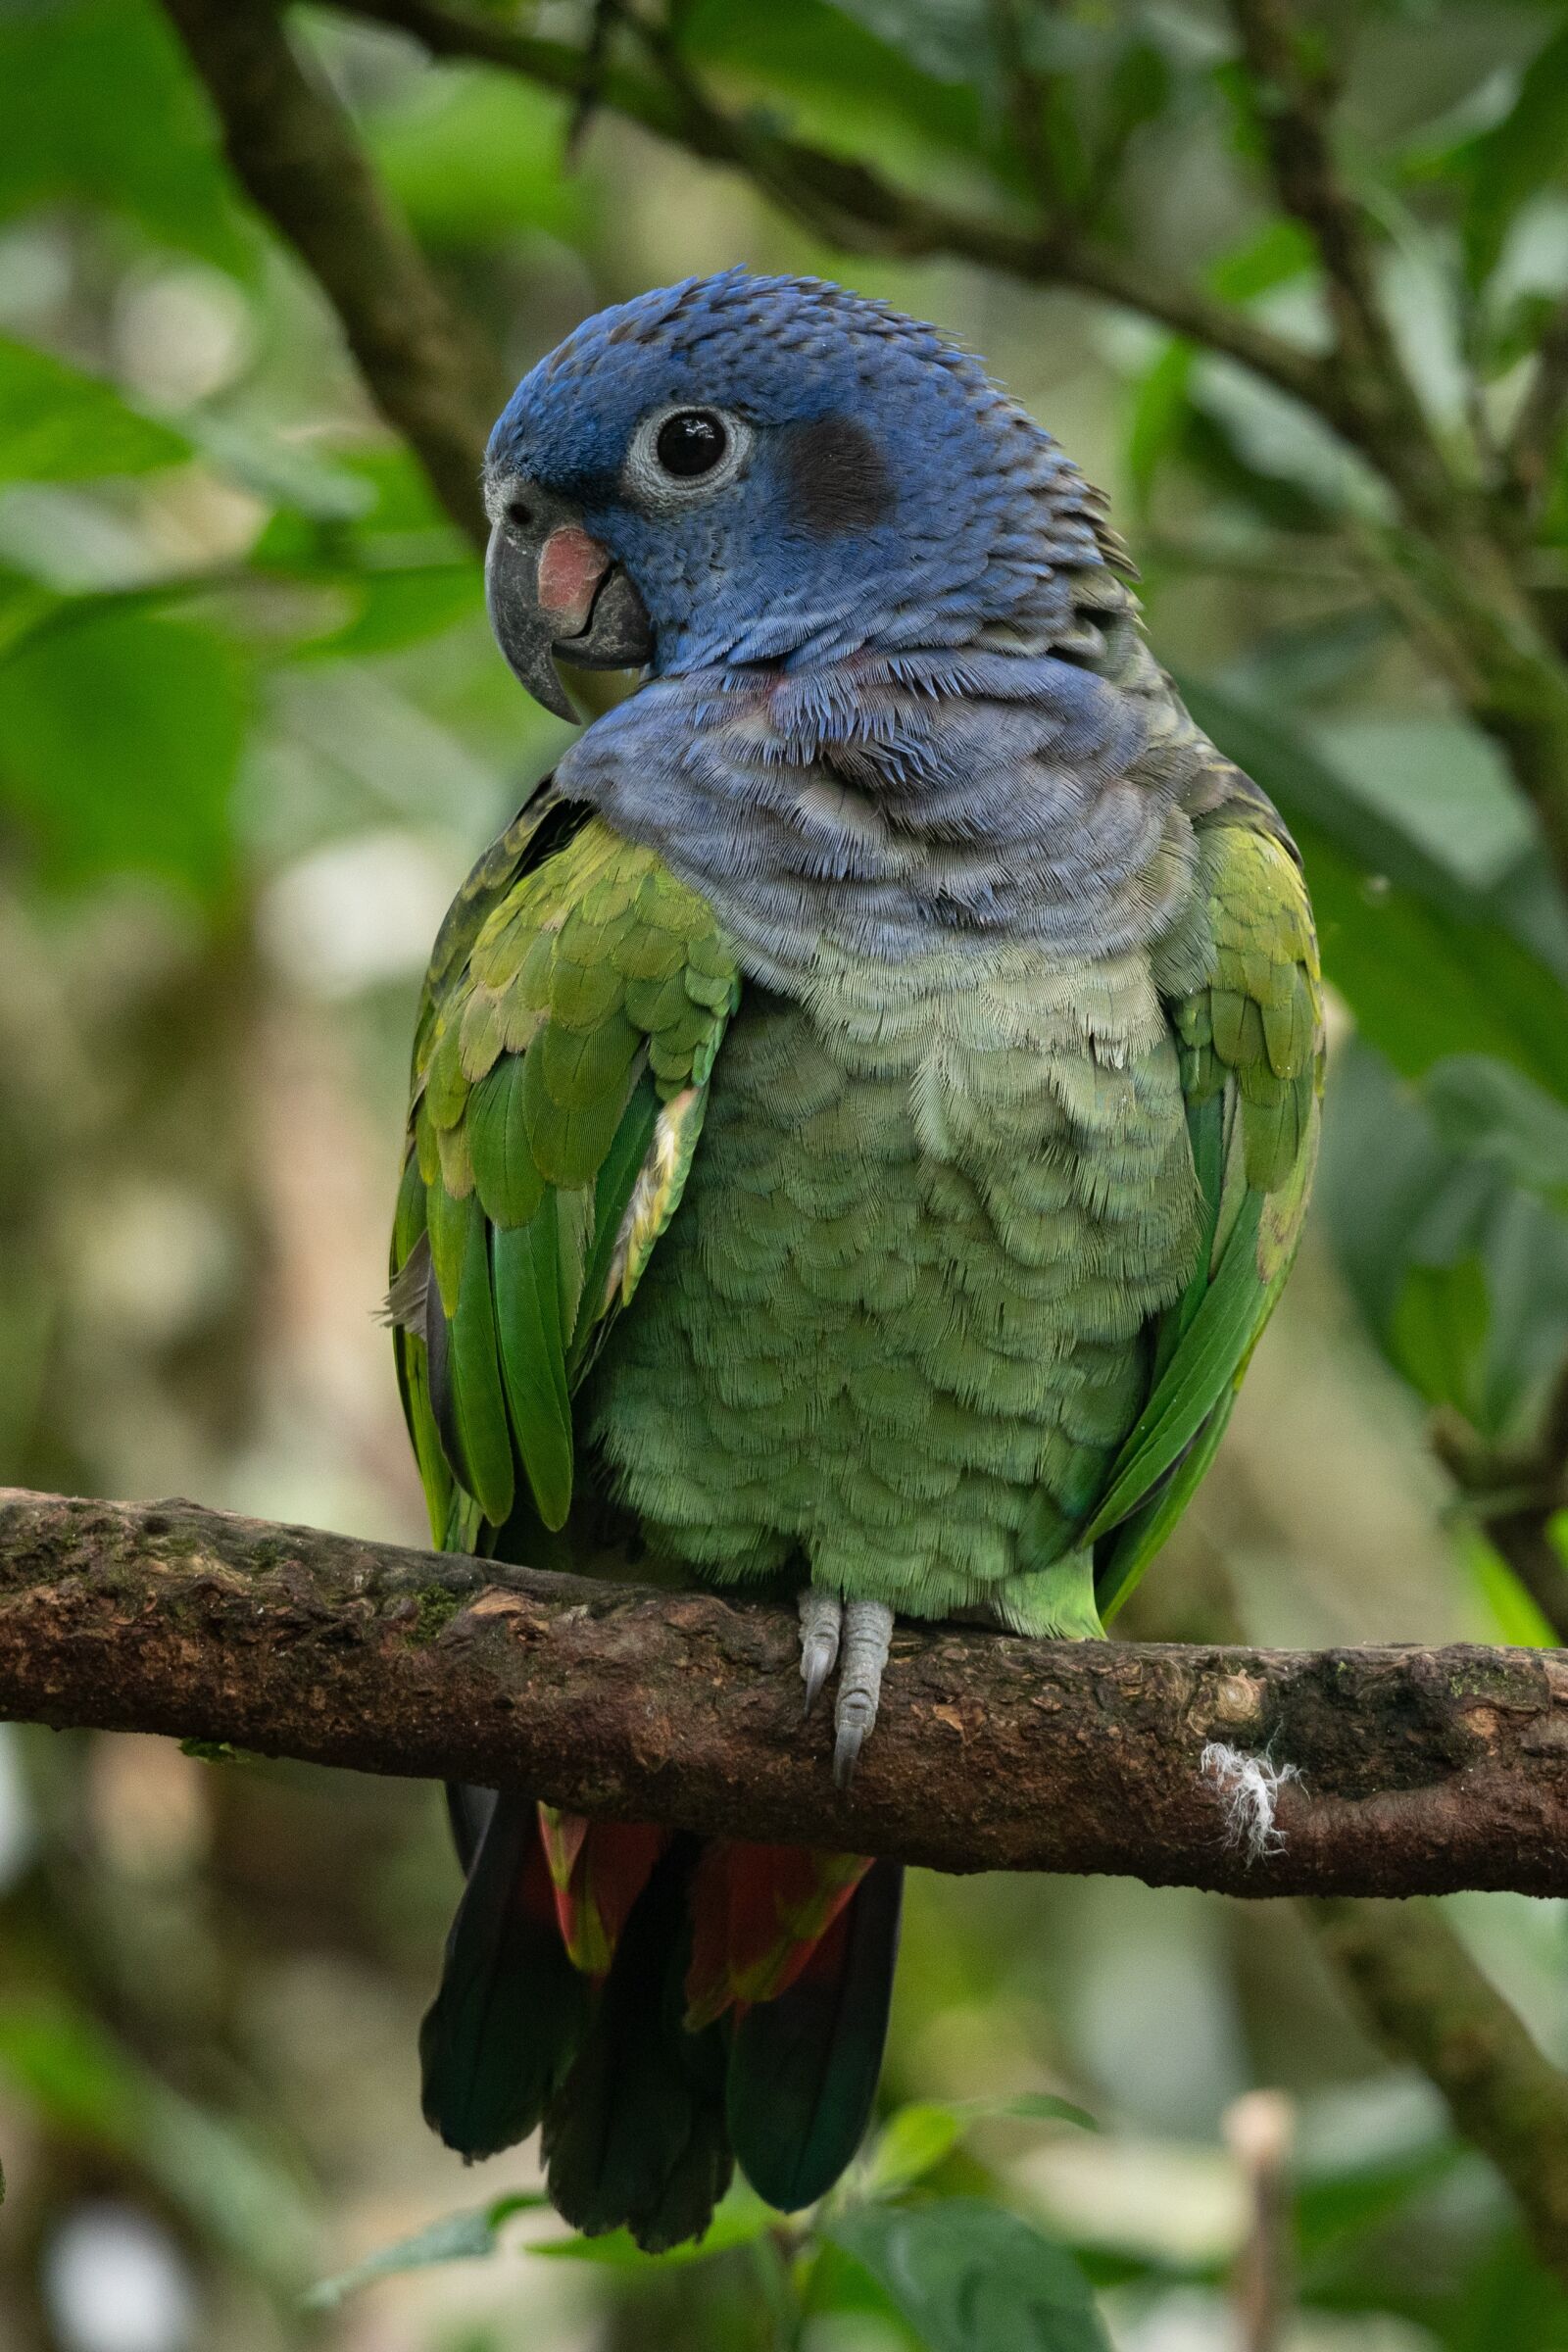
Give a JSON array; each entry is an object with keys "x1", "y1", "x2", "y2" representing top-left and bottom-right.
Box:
[{"x1": 483, "y1": 476, "x2": 654, "y2": 722}]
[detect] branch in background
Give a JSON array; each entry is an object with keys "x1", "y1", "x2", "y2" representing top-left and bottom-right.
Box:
[
  {"x1": 325, "y1": 0, "x2": 1343, "y2": 426},
  {"x1": 162, "y1": 0, "x2": 502, "y2": 546},
  {"x1": 1223, "y1": 0, "x2": 1448, "y2": 517},
  {"x1": 983, "y1": 0, "x2": 1059, "y2": 218},
  {"x1": 1225, "y1": 2092, "x2": 1296, "y2": 2350},
  {"x1": 6, "y1": 1488, "x2": 1568, "y2": 1899},
  {"x1": 1307, "y1": 1897, "x2": 1568, "y2": 2289}
]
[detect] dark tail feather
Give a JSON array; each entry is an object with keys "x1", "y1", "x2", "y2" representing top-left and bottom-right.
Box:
[
  {"x1": 420, "y1": 1788, "x2": 588, "y2": 2160},
  {"x1": 444, "y1": 1780, "x2": 494, "y2": 1874},
  {"x1": 543, "y1": 1838, "x2": 733, "y2": 2252},
  {"x1": 726, "y1": 1859, "x2": 903, "y2": 2213}
]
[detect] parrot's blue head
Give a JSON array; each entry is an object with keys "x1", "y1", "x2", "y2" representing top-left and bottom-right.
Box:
[{"x1": 482, "y1": 270, "x2": 1108, "y2": 714}]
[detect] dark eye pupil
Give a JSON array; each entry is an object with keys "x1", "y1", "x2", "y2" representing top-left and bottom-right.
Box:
[{"x1": 656, "y1": 410, "x2": 726, "y2": 478}]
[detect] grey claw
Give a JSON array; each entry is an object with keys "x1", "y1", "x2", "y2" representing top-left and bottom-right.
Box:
[
  {"x1": 833, "y1": 1721, "x2": 864, "y2": 1788},
  {"x1": 832, "y1": 1600, "x2": 893, "y2": 1788},
  {"x1": 798, "y1": 1589, "x2": 843, "y2": 1717}
]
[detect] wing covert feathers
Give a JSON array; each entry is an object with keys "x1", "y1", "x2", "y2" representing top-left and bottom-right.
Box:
[
  {"x1": 391, "y1": 807, "x2": 738, "y2": 1539},
  {"x1": 1091, "y1": 808, "x2": 1323, "y2": 1613}
]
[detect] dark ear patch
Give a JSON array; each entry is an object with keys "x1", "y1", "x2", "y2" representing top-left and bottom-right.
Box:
[{"x1": 782, "y1": 415, "x2": 895, "y2": 533}]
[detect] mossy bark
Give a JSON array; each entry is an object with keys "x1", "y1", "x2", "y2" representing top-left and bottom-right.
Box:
[{"x1": 4, "y1": 1486, "x2": 1568, "y2": 1896}]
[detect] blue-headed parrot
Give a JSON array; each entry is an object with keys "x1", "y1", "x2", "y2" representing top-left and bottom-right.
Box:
[{"x1": 389, "y1": 270, "x2": 1321, "y2": 2248}]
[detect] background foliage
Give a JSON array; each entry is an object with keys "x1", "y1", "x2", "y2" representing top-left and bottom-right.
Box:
[{"x1": 3, "y1": 0, "x2": 1568, "y2": 2345}]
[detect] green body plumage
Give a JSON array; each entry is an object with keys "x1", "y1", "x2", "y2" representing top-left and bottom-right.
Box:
[{"x1": 397, "y1": 786, "x2": 1320, "y2": 1636}]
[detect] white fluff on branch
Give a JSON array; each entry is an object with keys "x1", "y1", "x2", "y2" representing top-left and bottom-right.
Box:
[{"x1": 1200, "y1": 1741, "x2": 1302, "y2": 1863}]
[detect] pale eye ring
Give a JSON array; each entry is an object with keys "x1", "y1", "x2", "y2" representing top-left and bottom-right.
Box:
[{"x1": 625, "y1": 404, "x2": 752, "y2": 503}]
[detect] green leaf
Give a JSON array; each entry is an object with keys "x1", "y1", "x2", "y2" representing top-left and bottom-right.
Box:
[
  {"x1": 1305, "y1": 716, "x2": 1536, "y2": 896},
  {"x1": 682, "y1": 0, "x2": 996, "y2": 178},
  {"x1": 305, "y1": 2193, "x2": 547, "y2": 2308},
  {"x1": 827, "y1": 2200, "x2": 1111, "y2": 2352},
  {"x1": 0, "y1": 335, "x2": 190, "y2": 483},
  {"x1": 1422, "y1": 1055, "x2": 1568, "y2": 1205},
  {"x1": 861, "y1": 2103, "x2": 966, "y2": 2197},
  {"x1": 0, "y1": 606, "x2": 248, "y2": 904},
  {"x1": 861, "y1": 2094, "x2": 1095, "y2": 2201},
  {"x1": 368, "y1": 70, "x2": 590, "y2": 247},
  {"x1": 1466, "y1": 1524, "x2": 1561, "y2": 1651},
  {"x1": 1125, "y1": 340, "x2": 1196, "y2": 514},
  {"x1": 1181, "y1": 681, "x2": 1568, "y2": 1102},
  {"x1": 1317, "y1": 1040, "x2": 1568, "y2": 1442},
  {"x1": 1389, "y1": 1255, "x2": 1491, "y2": 1422},
  {"x1": 1460, "y1": 22, "x2": 1568, "y2": 288},
  {"x1": 0, "y1": 0, "x2": 253, "y2": 273},
  {"x1": 953, "y1": 2093, "x2": 1098, "y2": 2132}
]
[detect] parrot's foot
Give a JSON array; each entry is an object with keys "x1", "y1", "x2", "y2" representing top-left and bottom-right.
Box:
[
  {"x1": 798, "y1": 1589, "x2": 842, "y2": 1717},
  {"x1": 797, "y1": 1592, "x2": 894, "y2": 1788},
  {"x1": 834, "y1": 1601, "x2": 894, "y2": 1788}
]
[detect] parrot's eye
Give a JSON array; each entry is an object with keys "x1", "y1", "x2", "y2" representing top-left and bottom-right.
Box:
[
  {"x1": 656, "y1": 411, "x2": 727, "y2": 477},
  {"x1": 625, "y1": 405, "x2": 752, "y2": 505}
]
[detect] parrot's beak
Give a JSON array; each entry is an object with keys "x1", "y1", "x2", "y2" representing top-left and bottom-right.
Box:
[{"x1": 483, "y1": 475, "x2": 653, "y2": 722}]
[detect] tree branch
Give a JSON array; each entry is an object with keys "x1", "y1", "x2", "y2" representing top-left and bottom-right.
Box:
[
  {"x1": 1224, "y1": 0, "x2": 1452, "y2": 518},
  {"x1": 6, "y1": 1487, "x2": 1568, "y2": 1899},
  {"x1": 322, "y1": 0, "x2": 1343, "y2": 427},
  {"x1": 162, "y1": 0, "x2": 503, "y2": 546},
  {"x1": 1308, "y1": 1896, "x2": 1568, "y2": 2286}
]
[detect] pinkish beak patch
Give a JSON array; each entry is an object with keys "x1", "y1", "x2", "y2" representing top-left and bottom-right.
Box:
[{"x1": 536, "y1": 524, "x2": 611, "y2": 638}]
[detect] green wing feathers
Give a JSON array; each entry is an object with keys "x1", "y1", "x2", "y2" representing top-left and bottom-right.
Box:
[
  {"x1": 391, "y1": 807, "x2": 739, "y2": 1541},
  {"x1": 1091, "y1": 808, "x2": 1323, "y2": 1615}
]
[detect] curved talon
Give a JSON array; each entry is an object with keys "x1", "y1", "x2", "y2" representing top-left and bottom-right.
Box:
[
  {"x1": 798, "y1": 1589, "x2": 843, "y2": 1717},
  {"x1": 833, "y1": 1600, "x2": 894, "y2": 1788}
]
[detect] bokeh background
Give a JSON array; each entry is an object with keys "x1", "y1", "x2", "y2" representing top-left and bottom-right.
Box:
[{"x1": 2, "y1": 1, "x2": 1568, "y2": 2346}]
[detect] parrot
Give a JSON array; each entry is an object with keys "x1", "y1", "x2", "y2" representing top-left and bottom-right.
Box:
[{"x1": 388, "y1": 270, "x2": 1322, "y2": 2251}]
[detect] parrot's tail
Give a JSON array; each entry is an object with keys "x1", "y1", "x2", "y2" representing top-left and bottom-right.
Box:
[{"x1": 419, "y1": 1790, "x2": 902, "y2": 2250}]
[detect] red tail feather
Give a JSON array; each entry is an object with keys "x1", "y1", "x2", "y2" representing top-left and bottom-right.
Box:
[
  {"x1": 537, "y1": 1805, "x2": 668, "y2": 1976},
  {"x1": 684, "y1": 1841, "x2": 871, "y2": 2029}
]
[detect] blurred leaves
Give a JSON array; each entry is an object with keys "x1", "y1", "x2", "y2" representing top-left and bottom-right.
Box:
[
  {"x1": 304, "y1": 2191, "x2": 547, "y2": 2308},
  {"x1": 1318, "y1": 1039, "x2": 1568, "y2": 1440},
  {"x1": 0, "y1": 604, "x2": 249, "y2": 904},
  {"x1": 1454, "y1": 20, "x2": 1568, "y2": 291},
  {"x1": 859, "y1": 2094, "x2": 1097, "y2": 2202},
  {"x1": 0, "y1": 1999, "x2": 315, "y2": 2289},
  {"x1": 1182, "y1": 680, "x2": 1568, "y2": 1099},
  {"x1": 826, "y1": 2199, "x2": 1111, "y2": 2352},
  {"x1": 0, "y1": 0, "x2": 253, "y2": 274},
  {"x1": 4, "y1": 3, "x2": 1568, "y2": 2347},
  {"x1": 367, "y1": 69, "x2": 590, "y2": 249},
  {"x1": 0, "y1": 336, "x2": 190, "y2": 483}
]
